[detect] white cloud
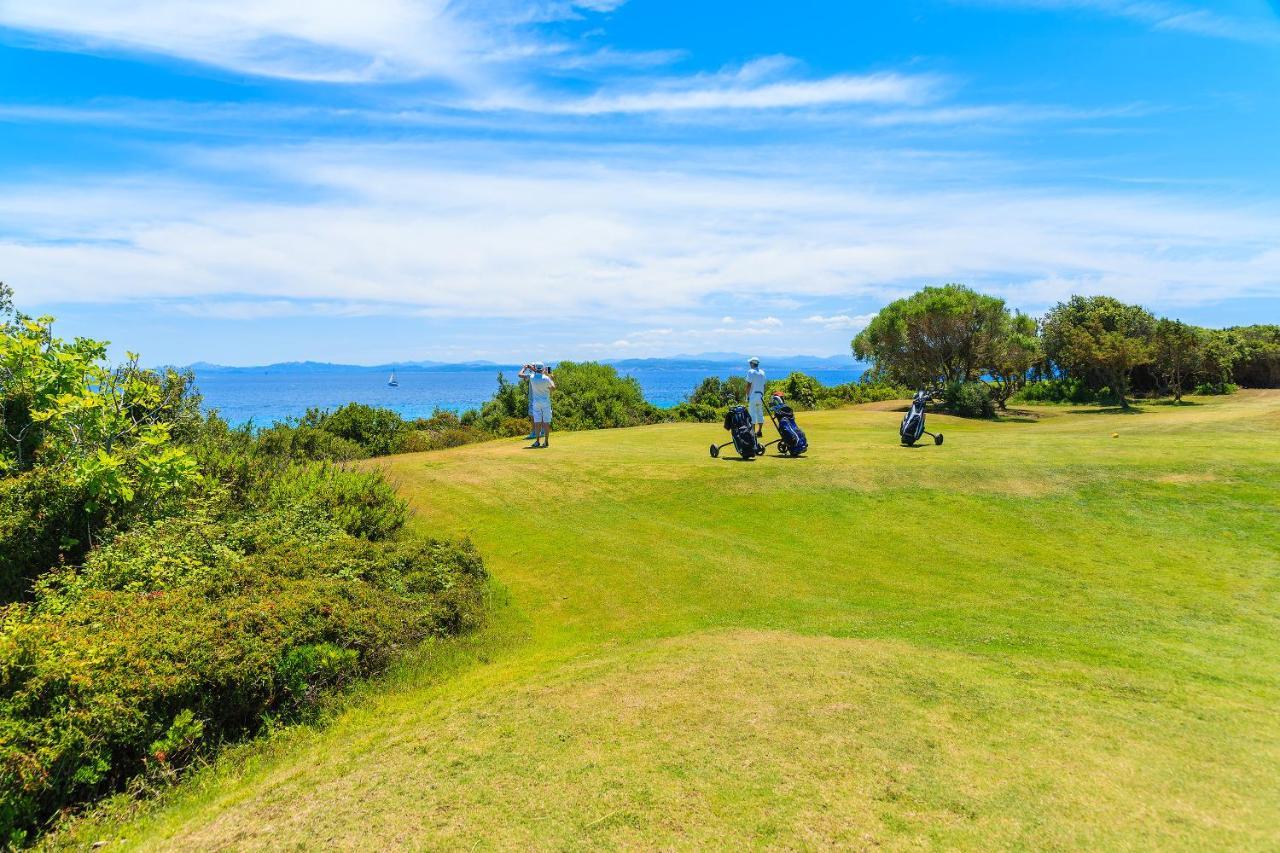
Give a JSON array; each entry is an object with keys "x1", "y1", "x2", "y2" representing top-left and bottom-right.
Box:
[
  {"x1": 0, "y1": 0, "x2": 625, "y2": 83},
  {"x1": 2, "y1": 144, "x2": 1277, "y2": 326},
  {"x1": 476, "y1": 58, "x2": 939, "y2": 114},
  {"x1": 804, "y1": 313, "x2": 877, "y2": 331}
]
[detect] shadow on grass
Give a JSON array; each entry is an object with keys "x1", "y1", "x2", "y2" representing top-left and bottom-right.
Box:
[
  {"x1": 1150, "y1": 399, "x2": 1203, "y2": 407},
  {"x1": 1068, "y1": 406, "x2": 1147, "y2": 415}
]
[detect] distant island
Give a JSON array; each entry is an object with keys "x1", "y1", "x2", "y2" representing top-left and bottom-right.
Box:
[{"x1": 182, "y1": 353, "x2": 865, "y2": 374}]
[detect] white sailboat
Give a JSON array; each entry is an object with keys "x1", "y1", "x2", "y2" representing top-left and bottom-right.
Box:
[{"x1": 387, "y1": 371, "x2": 399, "y2": 388}]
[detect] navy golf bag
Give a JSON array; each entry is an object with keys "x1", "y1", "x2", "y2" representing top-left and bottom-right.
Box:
[
  {"x1": 769, "y1": 399, "x2": 808, "y2": 456},
  {"x1": 710, "y1": 405, "x2": 762, "y2": 459}
]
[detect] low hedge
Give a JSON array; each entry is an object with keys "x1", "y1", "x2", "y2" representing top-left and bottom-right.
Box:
[{"x1": 0, "y1": 535, "x2": 485, "y2": 843}]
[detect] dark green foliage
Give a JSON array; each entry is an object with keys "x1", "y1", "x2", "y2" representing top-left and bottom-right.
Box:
[
  {"x1": 944, "y1": 380, "x2": 996, "y2": 419},
  {"x1": 549, "y1": 362, "x2": 663, "y2": 430},
  {"x1": 0, "y1": 293, "x2": 488, "y2": 843},
  {"x1": 1194, "y1": 381, "x2": 1238, "y2": 396},
  {"x1": 1041, "y1": 295, "x2": 1156, "y2": 409},
  {"x1": 1226, "y1": 325, "x2": 1280, "y2": 387},
  {"x1": 304, "y1": 403, "x2": 408, "y2": 456},
  {"x1": 0, "y1": 469, "x2": 88, "y2": 602},
  {"x1": 467, "y1": 372, "x2": 530, "y2": 436},
  {"x1": 1013, "y1": 378, "x2": 1109, "y2": 405},
  {"x1": 852, "y1": 284, "x2": 1009, "y2": 388},
  {"x1": 774, "y1": 372, "x2": 822, "y2": 409},
  {"x1": 266, "y1": 464, "x2": 408, "y2": 541},
  {"x1": 402, "y1": 410, "x2": 490, "y2": 452},
  {"x1": 666, "y1": 401, "x2": 720, "y2": 423},
  {"x1": 0, "y1": 534, "x2": 485, "y2": 840},
  {"x1": 687, "y1": 376, "x2": 747, "y2": 407},
  {"x1": 255, "y1": 423, "x2": 368, "y2": 461}
]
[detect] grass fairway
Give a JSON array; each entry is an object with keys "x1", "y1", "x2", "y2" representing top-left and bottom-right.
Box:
[{"x1": 66, "y1": 393, "x2": 1279, "y2": 849}]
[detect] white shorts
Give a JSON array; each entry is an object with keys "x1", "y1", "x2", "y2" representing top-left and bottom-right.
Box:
[
  {"x1": 748, "y1": 398, "x2": 764, "y2": 424},
  {"x1": 532, "y1": 402, "x2": 552, "y2": 423}
]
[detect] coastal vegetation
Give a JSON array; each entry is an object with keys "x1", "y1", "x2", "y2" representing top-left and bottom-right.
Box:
[{"x1": 0, "y1": 287, "x2": 486, "y2": 844}]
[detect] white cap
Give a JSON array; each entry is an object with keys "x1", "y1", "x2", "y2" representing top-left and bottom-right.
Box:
[
  {"x1": 533, "y1": 361, "x2": 545, "y2": 370},
  {"x1": 748, "y1": 356, "x2": 760, "y2": 366}
]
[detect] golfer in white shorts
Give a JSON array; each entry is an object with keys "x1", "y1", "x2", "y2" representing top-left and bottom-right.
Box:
[
  {"x1": 746, "y1": 356, "x2": 766, "y2": 438},
  {"x1": 518, "y1": 362, "x2": 556, "y2": 448}
]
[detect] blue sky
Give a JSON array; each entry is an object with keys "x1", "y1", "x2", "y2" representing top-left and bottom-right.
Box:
[{"x1": 1, "y1": 0, "x2": 1278, "y2": 365}]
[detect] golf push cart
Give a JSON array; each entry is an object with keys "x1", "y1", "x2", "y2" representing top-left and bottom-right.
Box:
[
  {"x1": 710, "y1": 392, "x2": 808, "y2": 459},
  {"x1": 900, "y1": 389, "x2": 943, "y2": 446},
  {"x1": 710, "y1": 404, "x2": 765, "y2": 459}
]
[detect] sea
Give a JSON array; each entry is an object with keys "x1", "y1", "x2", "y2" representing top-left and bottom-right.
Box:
[{"x1": 193, "y1": 364, "x2": 865, "y2": 426}]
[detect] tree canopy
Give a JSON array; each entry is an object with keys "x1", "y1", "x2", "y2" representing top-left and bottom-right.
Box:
[
  {"x1": 852, "y1": 284, "x2": 1008, "y2": 389},
  {"x1": 1041, "y1": 296, "x2": 1155, "y2": 408}
]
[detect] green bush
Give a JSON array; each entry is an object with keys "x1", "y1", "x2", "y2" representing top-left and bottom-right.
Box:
[
  {"x1": 0, "y1": 533, "x2": 486, "y2": 841},
  {"x1": 944, "y1": 380, "x2": 996, "y2": 418},
  {"x1": 1014, "y1": 378, "x2": 1107, "y2": 405},
  {"x1": 686, "y1": 376, "x2": 746, "y2": 407},
  {"x1": 775, "y1": 372, "x2": 822, "y2": 409},
  {"x1": 666, "y1": 401, "x2": 719, "y2": 423},
  {"x1": 520, "y1": 362, "x2": 662, "y2": 432},
  {"x1": 1193, "y1": 381, "x2": 1238, "y2": 396},
  {"x1": 0, "y1": 469, "x2": 88, "y2": 602},
  {"x1": 306, "y1": 403, "x2": 409, "y2": 456},
  {"x1": 265, "y1": 464, "x2": 408, "y2": 542},
  {"x1": 256, "y1": 424, "x2": 368, "y2": 462}
]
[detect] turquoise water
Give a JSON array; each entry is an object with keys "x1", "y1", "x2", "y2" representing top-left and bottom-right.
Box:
[{"x1": 194, "y1": 365, "x2": 864, "y2": 426}]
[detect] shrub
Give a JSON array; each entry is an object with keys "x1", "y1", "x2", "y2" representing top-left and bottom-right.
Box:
[
  {"x1": 1014, "y1": 378, "x2": 1106, "y2": 405},
  {"x1": 0, "y1": 469, "x2": 88, "y2": 602},
  {"x1": 304, "y1": 403, "x2": 409, "y2": 456},
  {"x1": 1193, "y1": 381, "x2": 1238, "y2": 396},
  {"x1": 944, "y1": 380, "x2": 996, "y2": 418},
  {"x1": 776, "y1": 372, "x2": 822, "y2": 409},
  {"x1": 687, "y1": 376, "x2": 746, "y2": 407},
  {"x1": 256, "y1": 424, "x2": 368, "y2": 462},
  {"x1": 666, "y1": 401, "x2": 719, "y2": 423},
  {"x1": 0, "y1": 533, "x2": 487, "y2": 842},
  {"x1": 527, "y1": 362, "x2": 662, "y2": 432},
  {"x1": 265, "y1": 464, "x2": 408, "y2": 542}
]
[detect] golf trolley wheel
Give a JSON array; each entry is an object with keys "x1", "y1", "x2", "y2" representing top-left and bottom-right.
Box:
[
  {"x1": 709, "y1": 443, "x2": 719, "y2": 458},
  {"x1": 934, "y1": 433, "x2": 944, "y2": 446},
  {"x1": 776, "y1": 443, "x2": 790, "y2": 456}
]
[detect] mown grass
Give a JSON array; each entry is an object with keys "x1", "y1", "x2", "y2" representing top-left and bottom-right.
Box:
[{"x1": 50, "y1": 392, "x2": 1280, "y2": 850}]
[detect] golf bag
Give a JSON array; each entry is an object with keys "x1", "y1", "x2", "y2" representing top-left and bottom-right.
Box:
[
  {"x1": 900, "y1": 390, "x2": 943, "y2": 446},
  {"x1": 768, "y1": 397, "x2": 808, "y2": 456},
  {"x1": 711, "y1": 405, "x2": 762, "y2": 459}
]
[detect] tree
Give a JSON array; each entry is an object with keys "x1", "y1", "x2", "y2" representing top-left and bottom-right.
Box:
[
  {"x1": 852, "y1": 284, "x2": 1008, "y2": 389},
  {"x1": 1041, "y1": 296, "x2": 1155, "y2": 409},
  {"x1": 688, "y1": 376, "x2": 746, "y2": 407},
  {"x1": 1152, "y1": 319, "x2": 1201, "y2": 402},
  {"x1": 1197, "y1": 329, "x2": 1239, "y2": 392},
  {"x1": 988, "y1": 311, "x2": 1040, "y2": 410},
  {"x1": 1226, "y1": 325, "x2": 1280, "y2": 387},
  {"x1": 0, "y1": 282, "x2": 12, "y2": 319}
]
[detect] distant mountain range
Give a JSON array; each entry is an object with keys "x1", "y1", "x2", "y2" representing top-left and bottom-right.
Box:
[{"x1": 184, "y1": 353, "x2": 863, "y2": 374}]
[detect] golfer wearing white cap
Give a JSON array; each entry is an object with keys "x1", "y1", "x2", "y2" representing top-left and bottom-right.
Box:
[
  {"x1": 746, "y1": 357, "x2": 766, "y2": 438},
  {"x1": 518, "y1": 362, "x2": 556, "y2": 448}
]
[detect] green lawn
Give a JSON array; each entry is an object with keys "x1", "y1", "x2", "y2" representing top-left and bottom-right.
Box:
[{"x1": 56, "y1": 393, "x2": 1280, "y2": 849}]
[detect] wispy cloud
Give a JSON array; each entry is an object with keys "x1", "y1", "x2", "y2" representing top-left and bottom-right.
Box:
[
  {"x1": 3, "y1": 143, "x2": 1277, "y2": 325},
  {"x1": 965, "y1": 0, "x2": 1280, "y2": 43},
  {"x1": 0, "y1": 0, "x2": 627, "y2": 83},
  {"x1": 475, "y1": 57, "x2": 940, "y2": 114},
  {"x1": 804, "y1": 313, "x2": 877, "y2": 331}
]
